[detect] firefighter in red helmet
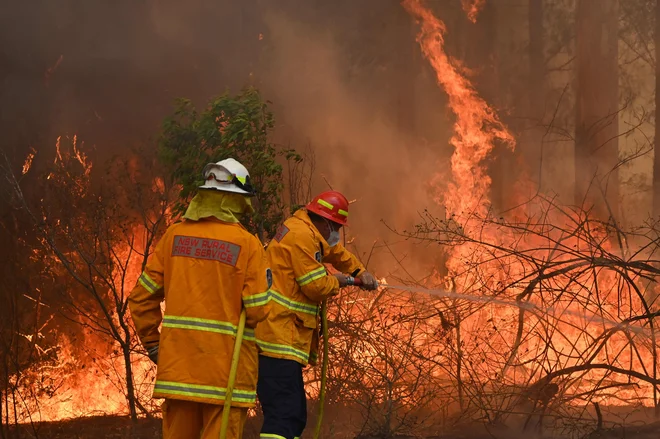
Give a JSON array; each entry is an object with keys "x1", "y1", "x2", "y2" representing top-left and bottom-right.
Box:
[{"x1": 255, "y1": 190, "x2": 378, "y2": 439}]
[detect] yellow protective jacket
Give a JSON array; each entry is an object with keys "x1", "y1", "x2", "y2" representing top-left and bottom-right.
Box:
[
  {"x1": 128, "y1": 218, "x2": 270, "y2": 407},
  {"x1": 255, "y1": 209, "x2": 365, "y2": 366}
]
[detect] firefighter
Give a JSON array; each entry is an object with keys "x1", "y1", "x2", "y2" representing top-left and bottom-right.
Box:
[
  {"x1": 129, "y1": 158, "x2": 271, "y2": 439},
  {"x1": 256, "y1": 190, "x2": 378, "y2": 439}
]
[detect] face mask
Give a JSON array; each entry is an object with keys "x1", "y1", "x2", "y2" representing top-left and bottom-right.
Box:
[
  {"x1": 327, "y1": 230, "x2": 340, "y2": 247},
  {"x1": 321, "y1": 217, "x2": 341, "y2": 247},
  {"x1": 322, "y1": 218, "x2": 341, "y2": 247}
]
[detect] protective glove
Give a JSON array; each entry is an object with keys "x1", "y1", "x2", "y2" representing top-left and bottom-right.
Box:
[
  {"x1": 358, "y1": 271, "x2": 378, "y2": 290},
  {"x1": 147, "y1": 344, "x2": 159, "y2": 364},
  {"x1": 333, "y1": 273, "x2": 350, "y2": 288}
]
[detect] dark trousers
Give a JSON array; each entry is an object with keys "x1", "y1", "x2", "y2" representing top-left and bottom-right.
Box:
[{"x1": 257, "y1": 355, "x2": 307, "y2": 439}]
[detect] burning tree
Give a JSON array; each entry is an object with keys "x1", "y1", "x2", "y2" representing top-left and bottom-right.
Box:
[
  {"x1": 1, "y1": 136, "x2": 173, "y2": 423},
  {"x1": 2, "y1": 2, "x2": 659, "y2": 437},
  {"x1": 302, "y1": 194, "x2": 660, "y2": 437},
  {"x1": 409, "y1": 197, "x2": 660, "y2": 430},
  {"x1": 0, "y1": 88, "x2": 306, "y2": 431},
  {"x1": 306, "y1": 2, "x2": 660, "y2": 437},
  {"x1": 324, "y1": 287, "x2": 449, "y2": 437},
  {"x1": 0, "y1": 204, "x2": 54, "y2": 433}
]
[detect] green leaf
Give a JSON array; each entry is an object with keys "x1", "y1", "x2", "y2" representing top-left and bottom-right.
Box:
[{"x1": 157, "y1": 87, "x2": 301, "y2": 239}]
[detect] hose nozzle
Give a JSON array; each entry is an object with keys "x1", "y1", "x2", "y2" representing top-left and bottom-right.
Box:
[{"x1": 349, "y1": 277, "x2": 379, "y2": 289}]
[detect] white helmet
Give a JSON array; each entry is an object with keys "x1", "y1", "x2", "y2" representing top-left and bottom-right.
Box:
[{"x1": 199, "y1": 158, "x2": 255, "y2": 196}]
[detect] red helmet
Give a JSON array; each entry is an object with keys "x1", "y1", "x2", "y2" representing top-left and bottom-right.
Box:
[{"x1": 306, "y1": 191, "x2": 349, "y2": 226}]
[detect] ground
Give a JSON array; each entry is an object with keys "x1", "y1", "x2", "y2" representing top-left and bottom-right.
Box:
[
  {"x1": 6, "y1": 416, "x2": 660, "y2": 438},
  {"x1": 8, "y1": 416, "x2": 160, "y2": 439}
]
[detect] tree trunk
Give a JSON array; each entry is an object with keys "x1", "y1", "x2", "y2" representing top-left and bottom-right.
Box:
[
  {"x1": 121, "y1": 340, "x2": 138, "y2": 422},
  {"x1": 0, "y1": 366, "x2": 5, "y2": 439},
  {"x1": 529, "y1": 0, "x2": 543, "y2": 110},
  {"x1": 651, "y1": 4, "x2": 660, "y2": 417},
  {"x1": 480, "y1": 1, "x2": 508, "y2": 213},
  {"x1": 118, "y1": 315, "x2": 138, "y2": 422},
  {"x1": 454, "y1": 310, "x2": 464, "y2": 410},
  {"x1": 654, "y1": 0, "x2": 660, "y2": 219},
  {"x1": 394, "y1": 8, "x2": 417, "y2": 136},
  {"x1": 528, "y1": 0, "x2": 544, "y2": 191},
  {"x1": 575, "y1": 0, "x2": 619, "y2": 219}
]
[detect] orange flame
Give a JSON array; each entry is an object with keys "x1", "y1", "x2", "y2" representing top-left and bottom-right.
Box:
[
  {"x1": 6, "y1": 138, "x2": 161, "y2": 423},
  {"x1": 461, "y1": 0, "x2": 486, "y2": 23},
  {"x1": 402, "y1": 0, "x2": 514, "y2": 218},
  {"x1": 71, "y1": 134, "x2": 92, "y2": 176},
  {"x1": 402, "y1": 0, "x2": 656, "y2": 409},
  {"x1": 44, "y1": 55, "x2": 64, "y2": 85},
  {"x1": 55, "y1": 135, "x2": 63, "y2": 164},
  {"x1": 22, "y1": 148, "x2": 36, "y2": 175}
]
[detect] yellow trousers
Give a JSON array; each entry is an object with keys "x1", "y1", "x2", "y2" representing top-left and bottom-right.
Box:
[{"x1": 162, "y1": 399, "x2": 248, "y2": 439}]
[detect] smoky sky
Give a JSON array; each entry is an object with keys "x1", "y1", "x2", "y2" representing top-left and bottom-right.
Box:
[{"x1": 1, "y1": 0, "x2": 496, "y2": 276}]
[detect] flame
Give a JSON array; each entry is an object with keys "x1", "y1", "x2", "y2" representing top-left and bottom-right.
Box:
[
  {"x1": 402, "y1": 0, "x2": 514, "y2": 218},
  {"x1": 6, "y1": 138, "x2": 160, "y2": 423},
  {"x1": 152, "y1": 176, "x2": 166, "y2": 195},
  {"x1": 461, "y1": 0, "x2": 486, "y2": 23},
  {"x1": 22, "y1": 148, "x2": 36, "y2": 175},
  {"x1": 6, "y1": 230, "x2": 159, "y2": 423},
  {"x1": 44, "y1": 54, "x2": 64, "y2": 85},
  {"x1": 401, "y1": 0, "x2": 657, "y2": 411},
  {"x1": 55, "y1": 135, "x2": 63, "y2": 164},
  {"x1": 71, "y1": 134, "x2": 92, "y2": 176},
  {"x1": 6, "y1": 333, "x2": 151, "y2": 422},
  {"x1": 6, "y1": 3, "x2": 657, "y2": 427}
]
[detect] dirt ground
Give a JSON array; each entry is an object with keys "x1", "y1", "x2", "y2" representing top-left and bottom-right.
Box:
[
  {"x1": 6, "y1": 415, "x2": 660, "y2": 438},
  {"x1": 7, "y1": 416, "x2": 265, "y2": 439},
  {"x1": 584, "y1": 421, "x2": 660, "y2": 439},
  {"x1": 8, "y1": 416, "x2": 161, "y2": 439}
]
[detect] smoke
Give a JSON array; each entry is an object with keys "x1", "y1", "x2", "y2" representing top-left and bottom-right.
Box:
[
  {"x1": 257, "y1": 2, "x2": 453, "y2": 276},
  {"x1": 1, "y1": 0, "x2": 465, "y2": 276}
]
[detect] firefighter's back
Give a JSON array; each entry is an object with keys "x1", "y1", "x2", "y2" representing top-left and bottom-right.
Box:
[{"x1": 154, "y1": 218, "x2": 261, "y2": 406}]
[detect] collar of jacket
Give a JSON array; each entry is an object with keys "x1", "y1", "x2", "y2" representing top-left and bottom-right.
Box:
[
  {"x1": 293, "y1": 209, "x2": 331, "y2": 249},
  {"x1": 183, "y1": 190, "x2": 253, "y2": 223},
  {"x1": 185, "y1": 216, "x2": 249, "y2": 230}
]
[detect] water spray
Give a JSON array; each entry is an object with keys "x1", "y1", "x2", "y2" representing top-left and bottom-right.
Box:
[
  {"x1": 312, "y1": 277, "x2": 653, "y2": 439},
  {"x1": 371, "y1": 280, "x2": 652, "y2": 335}
]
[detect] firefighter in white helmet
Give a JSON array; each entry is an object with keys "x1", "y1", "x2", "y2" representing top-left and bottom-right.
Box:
[{"x1": 129, "y1": 157, "x2": 271, "y2": 439}]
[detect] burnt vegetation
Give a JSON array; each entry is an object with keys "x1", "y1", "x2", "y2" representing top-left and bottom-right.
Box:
[{"x1": 2, "y1": 1, "x2": 660, "y2": 439}]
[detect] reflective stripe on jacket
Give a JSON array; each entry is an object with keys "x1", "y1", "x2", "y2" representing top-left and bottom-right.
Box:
[
  {"x1": 128, "y1": 218, "x2": 270, "y2": 407},
  {"x1": 255, "y1": 209, "x2": 365, "y2": 366}
]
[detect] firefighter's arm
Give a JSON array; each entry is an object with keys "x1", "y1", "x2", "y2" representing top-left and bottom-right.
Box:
[
  {"x1": 290, "y1": 236, "x2": 339, "y2": 303},
  {"x1": 323, "y1": 242, "x2": 366, "y2": 277},
  {"x1": 325, "y1": 243, "x2": 378, "y2": 290},
  {"x1": 242, "y1": 235, "x2": 271, "y2": 329},
  {"x1": 128, "y1": 233, "x2": 166, "y2": 351}
]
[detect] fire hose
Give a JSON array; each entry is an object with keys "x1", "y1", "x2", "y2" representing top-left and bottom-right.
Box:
[
  {"x1": 314, "y1": 276, "x2": 369, "y2": 439},
  {"x1": 220, "y1": 308, "x2": 247, "y2": 439}
]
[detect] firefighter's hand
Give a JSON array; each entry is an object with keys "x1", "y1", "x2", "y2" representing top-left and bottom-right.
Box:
[
  {"x1": 334, "y1": 273, "x2": 350, "y2": 288},
  {"x1": 359, "y1": 272, "x2": 378, "y2": 290},
  {"x1": 146, "y1": 345, "x2": 159, "y2": 364}
]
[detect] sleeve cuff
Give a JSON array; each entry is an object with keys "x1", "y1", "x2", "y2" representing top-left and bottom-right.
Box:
[
  {"x1": 351, "y1": 268, "x2": 364, "y2": 277},
  {"x1": 143, "y1": 337, "x2": 160, "y2": 348}
]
